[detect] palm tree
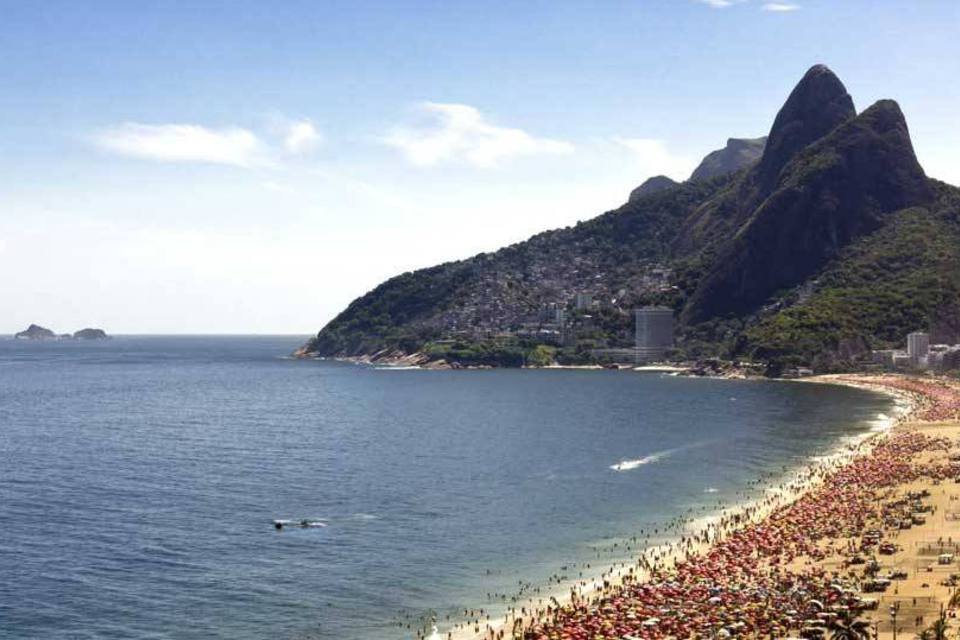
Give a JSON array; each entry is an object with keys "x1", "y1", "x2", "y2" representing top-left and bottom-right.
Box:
[
  {"x1": 924, "y1": 612, "x2": 949, "y2": 640},
  {"x1": 829, "y1": 611, "x2": 872, "y2": 640}
]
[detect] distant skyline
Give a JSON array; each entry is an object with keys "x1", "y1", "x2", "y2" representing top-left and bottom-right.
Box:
[{"x1": 2, "y1": 1, "x2": 959, "y2": 334}]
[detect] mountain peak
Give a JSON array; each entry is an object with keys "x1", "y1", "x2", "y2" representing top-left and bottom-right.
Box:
[
  {"x1": 857, "y1": 98, "x2": 908, "y2": 131},
  {"x1": 689, "y1": 137, "x2": 766, "y2": 182},
  {"x1": 682, "y1": 94, "x2": 932, "y2": 324},
  {"x1": 755, "y1": 64, "x2": 855, "y2": 193},
  {"x1": 628, "y1": 175, "x2": 678, "y2": 202}
]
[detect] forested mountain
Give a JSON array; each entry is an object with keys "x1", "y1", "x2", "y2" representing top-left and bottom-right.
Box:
[{"x1": 299, "y1": 65, "x2": 960, "y2": 372}]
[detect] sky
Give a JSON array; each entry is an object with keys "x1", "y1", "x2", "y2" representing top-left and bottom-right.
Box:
[{"x1": 2, "y1": 1, "x2": 959, "y2": 334}]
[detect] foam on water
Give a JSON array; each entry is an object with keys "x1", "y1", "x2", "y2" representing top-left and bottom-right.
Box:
[
  {"x1": 610, "y1": 440, "x2": 715, "y2": 472},
  {"x1": 610, "y1": 448, "x2": 675, "y2": 471}
]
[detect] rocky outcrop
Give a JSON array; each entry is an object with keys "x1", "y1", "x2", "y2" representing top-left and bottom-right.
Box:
[
  {"x1": 73, "y1": 328, "x2": 109, "y2": 340},
  {"x1": 14, "y1": 324, "x2": 56, "y2": 340},
  {"x1": 754, "y1": 64, "x2": 856, "y2": 195},
  {"x1": 683, "y1": 99, "x2": 933, "y2": 323},
  {"x1": 674, "y1": 66, "x2": 857, "y2": 255},
  {"x1": 689, "y1": 137, "x2": 766, "y2": 182},
  {"x1": 13, "y1": 325, "x2": 110, "y2": 340},
  {"x1": 628, "y1": 175, "x2": 678, "y2": 202}
]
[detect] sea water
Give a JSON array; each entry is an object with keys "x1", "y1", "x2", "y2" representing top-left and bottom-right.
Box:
[{"x1": 0, "y1": 336, "x2": 894, "y2": 639}]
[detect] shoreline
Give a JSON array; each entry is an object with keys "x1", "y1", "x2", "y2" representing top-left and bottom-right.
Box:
[{"x1": 437, "y1": 374, "x2": 959, "y2": 640}]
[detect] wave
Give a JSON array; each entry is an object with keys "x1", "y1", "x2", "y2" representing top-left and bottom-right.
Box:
[
  {"x1": 610, "y1": 440, "x2": 715, "y2": 472},
  {"x1": 610, "y1": 448, "x2": 675, "y2": 472},
  {"x1": 869, "y1": 412, "x2": 895, "y2": 432}
]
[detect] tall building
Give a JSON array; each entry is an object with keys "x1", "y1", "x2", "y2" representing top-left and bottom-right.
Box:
[
  {"x1": 907, "y1": 331, "x2": 930, "y2": 364},
  {"x1": 635, "y1": 306, "x2": 674, "y2": 362},
  {"x1": 554, "y1": 308, "x2": 567, "y2": 326},
  {"x1": 574, "y1": 293, "x2": 593, "y2": 310}
]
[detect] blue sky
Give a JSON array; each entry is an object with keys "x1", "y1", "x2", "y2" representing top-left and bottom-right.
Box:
[{"x1": 2, "y1": 1, "x2": 959, "y2": 333}]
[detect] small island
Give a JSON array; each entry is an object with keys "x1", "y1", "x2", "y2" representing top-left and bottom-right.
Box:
[
  {"x1": 13, "y1": 324, "x2": 110, "y2": 340},
  {"x1": 73, "y1": 328, "x2": 109, "y2": 340},
  {"x1": 14, "y1": 324, "x2": 57, "y2": 340}
]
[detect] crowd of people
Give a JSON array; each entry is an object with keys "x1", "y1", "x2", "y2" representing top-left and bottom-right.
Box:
[
  {"x1": 517, "y1": 429, "x2": 955, "y2": 640},
  {"x1": 431, "y1": 374, "x2": 960, "y2": 640},
  {"x1": 838, "y1": 375, "x2": 960, "y2": 422}
]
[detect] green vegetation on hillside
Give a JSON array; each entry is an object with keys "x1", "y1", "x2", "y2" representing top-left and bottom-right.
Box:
[{"x1": 743, "y1": 192, "x2": 960, "y2": 370}]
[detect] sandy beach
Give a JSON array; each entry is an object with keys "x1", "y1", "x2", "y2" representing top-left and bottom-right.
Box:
[{"x1": 436, "y1": 374, "x2": 960, "y2": 640}]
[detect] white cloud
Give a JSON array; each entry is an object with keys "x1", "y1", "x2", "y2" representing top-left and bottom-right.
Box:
[
  {"x1": 762, "y1": 2, "x2": 800, "y2": 11},
  {"x1": 613, "y1": 138, "x2": 695, "y2": 182},
  {"x1": 383, "y1": 102, "x2": 574, "y2": 168},
  {"x1": 95, "y1": 123, "x2": 264, "y2": 167},
  {"x1": 282, "y1": 119, "x2": 322, "y2": 154},
  {"x1": 261, "y1": 180, "x2": 300, "y2": 196}
]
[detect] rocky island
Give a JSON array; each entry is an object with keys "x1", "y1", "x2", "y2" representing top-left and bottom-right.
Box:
[
  {"x1": 73, "y1": 328, "x2": 109, "y2": 340},
  {"x1": 13, "y1": 325, "x2": 110, "y2": 340},
  {"x1": 14, "y1": 324, "x2": 57, "y2": 340}
]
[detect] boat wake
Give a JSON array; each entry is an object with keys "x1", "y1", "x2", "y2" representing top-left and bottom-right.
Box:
[
  {"x1": 610, "y1": 440, "x2": 714, "y2": 472},
  {"x1": 610, "y1": 448, "x2": 679, "y2": 472}
]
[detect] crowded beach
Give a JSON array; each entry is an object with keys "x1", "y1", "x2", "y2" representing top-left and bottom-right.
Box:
[{"x1": 441, "y1": 375, "x2": 960, "y2": 640}]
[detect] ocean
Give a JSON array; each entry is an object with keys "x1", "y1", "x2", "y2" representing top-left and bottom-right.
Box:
[{"x1": 0, "y1": 336, "x2": 895, "y2": 639}]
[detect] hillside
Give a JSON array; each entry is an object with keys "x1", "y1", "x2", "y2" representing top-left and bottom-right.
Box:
[
  {"x1": 303, "y1": 175, "x2": 730, "y2": 358},
  {"x1": 300, "y1": 65, "x2": 960, "y2": 371}
]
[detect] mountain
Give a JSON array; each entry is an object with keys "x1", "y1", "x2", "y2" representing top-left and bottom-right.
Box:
[
  {"x1": 674, "y1": 65, "x2": 858, "y2": 255},
  {"x1": 754, "y1": 64, "x2": 856, "y2": 193},
  {"x1": 629, "y1": 175, "x2": 678, "y2": 202},
  {"x1": 14, "y1": 324, "x2": 56, "y2": 340},
  {"x1": 689, "y1": 137, "x2": 766, "y2": 182},
  {"x1": 682, "y1": 99, "x2": 934, "y2": 324},
  {"x1": 300, "y1": 65, "x2": 960, "y2": 372}
]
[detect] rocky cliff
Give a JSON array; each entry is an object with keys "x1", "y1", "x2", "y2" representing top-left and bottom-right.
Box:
[{"x1": 689, "y1": 137, "x2": 766, "y2": 183}]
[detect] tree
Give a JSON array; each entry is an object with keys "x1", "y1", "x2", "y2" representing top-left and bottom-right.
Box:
[
  {"x1": 526, "y1": 345, "x2": 557, "y2": 367},
  {"x1": 828, "y1": 611, "x2": 872, "y2": 640},
  {"x1": 921, "y1": 611, "x2": 949, "y2": 640}
]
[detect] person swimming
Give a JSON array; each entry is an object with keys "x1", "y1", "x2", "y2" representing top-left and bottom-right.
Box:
[{"x1": 273, "y1": 518, "x2": 327, "y2": 530}]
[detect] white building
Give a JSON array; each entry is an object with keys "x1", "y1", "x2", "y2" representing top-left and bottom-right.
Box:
[{"x1": 907, "y1": 332, "x2": 930, "y2": 364}]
